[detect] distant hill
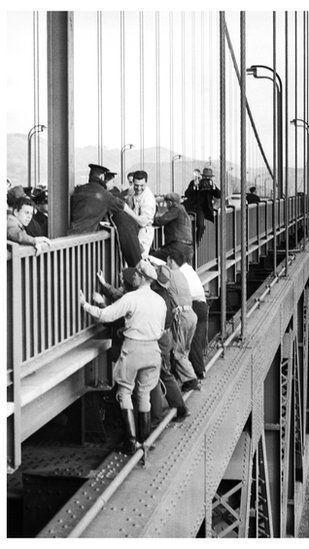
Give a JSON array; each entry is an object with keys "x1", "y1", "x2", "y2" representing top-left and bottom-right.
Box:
[{"x1": 7, "y1": 133, "x2": 304, "y2": 197}]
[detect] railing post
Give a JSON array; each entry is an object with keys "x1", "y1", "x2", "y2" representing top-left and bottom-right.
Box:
[{"x1": 9, "y1": 244, "x2": 23, "y2": 471}]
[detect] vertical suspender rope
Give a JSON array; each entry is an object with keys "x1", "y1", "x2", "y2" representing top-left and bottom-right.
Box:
[
  {"x1": 36, "y1": 12, "x2": 40, "y2": 184},
  {"x1": 307, "y1": 12, "x2": 309, "y2": 244},
  {"x1": 169, "y1": 12, "x2": 174, "y2": 190},
  {"x1": 285, "y1": 12, "x2": 289, "y2": 275},
  {"x1": 155, "y1": 12, "x2": 161, "y2": 195},
  {"x1": 192, "y1": 12, "x2": 196, "y2": 171},
  {"x1": 201, "y1": 12, "x2": 205, "y2": 162},
  {"x1": 97, "y1": 11, "x2": 103, "y2": 164},
  {"x1": 181, "y1": 12, "x2": 186, "y2": 186},
  {"x1": 273, "y1": 12, "x2": 277, "y2": 273},
  {"x1": 219, "y1": 11, "x2": 226, "y2": 343},
  {"x1": 304, "y1": 11, "x2": 307, "y2": 248},
  {"x1": 209, "y1": 13, "x2": 213, "y2": 164},
  {"x1": 240, "y1": 11, "x2": 247, "y2": 339},
  {"x1": 120, "y1": 12, "x2": 125, "y2": 188},
  {"x1": 139, "y1": 11, "x2": 144, "y2": 170},
  {"x1": 33, "y1": 11, "x2": 40, "y2": 188},
  {"x1": 295, "y1": 12, "x2": 298, "y2": 248}
]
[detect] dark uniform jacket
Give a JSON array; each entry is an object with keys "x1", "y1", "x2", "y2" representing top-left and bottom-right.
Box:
[
  {"x1": 27, "y1": 210, "x2": 48, "y2": 237},
  {"x1": 154, "y1": 204, "x2": 192, "y2": 245},
  {"x1": 69, "y1": 181, "x2": 124, "y2": 234},
  {"x1": 183, "y1": 178, "x2": 221, "y2": 223},
  {"x1": 246, "y1": 192, "x2": 260, "y2": 204}
]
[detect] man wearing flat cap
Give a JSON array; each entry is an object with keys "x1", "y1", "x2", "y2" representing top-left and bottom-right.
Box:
[
  {"x1": 80, "y1": 259, "x2": 166, "y2": 454},
  {"x1": 151, "y1": 192, "x2": 193, "y2": 262},
  {"x1": 183, "y1": 166, "x2": 221, "y2": 243},
  {"x1": 69, "y1": 163, "x2": 142, "y2": 267},
  {"x1": 26, "y1": 189, "x2": 48, "y2": 237}
]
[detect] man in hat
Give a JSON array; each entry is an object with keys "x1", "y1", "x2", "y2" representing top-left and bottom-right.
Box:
[
  {"x1": 183, "y1": 166, "x2": 221, "y2": 243},
  {"x1": 246, "y1": 186, "x2": 260, "y2": 204},
  {"x1": 151, "y1": 192, "x2": 193, "y2": 262},
  {"x1": 80, "y1": 259, "x2": 166, "y2": 454},
  {"x1": 69, "y1": 163, "x2": 142, "y2": 267},
  {"x1": 166, "y1": 250, "x2": 199, "y2": 392},
  {"x1": 26, "y1": 189, "x2": 48, "y2": 237},
  {"x1": 150, "y1": 264, "x2": 190, "y2": 424}
]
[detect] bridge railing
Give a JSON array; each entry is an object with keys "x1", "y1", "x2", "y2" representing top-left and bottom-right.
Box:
[
  {"x1": 196, "y1": 196, "x2": 304, "y2": 271},
  {"x1": 7, "y1": 230, "x2": 116, "y2": 380}
]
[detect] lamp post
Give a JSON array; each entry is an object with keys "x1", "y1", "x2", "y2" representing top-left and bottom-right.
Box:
[
  {"x1": 121, "y1": 143, "x2": 134, "y2": 188},
  {"x1": 27, "y1": 124, "x2": 46, "y2": 188},
  {"x1": 246, "y1": 64, "x2": 283, "y2": 197},
  {"x1": 171, "y1": 154, "x2": 182, "y2": 193}
]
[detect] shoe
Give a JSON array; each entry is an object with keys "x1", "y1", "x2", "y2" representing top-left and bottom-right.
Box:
[
  {"x1": 182, "y1": 378, "x2": 199, "y2": 392},
  {"x1": 172, "y1": 405, "x2": 191, "y2": 422},
  {"x1": 196, "y1": 371, "x2": 206, "y2": 380},
  {"x1": 138, "y1": 411, "x2": 151, "y2": 443},
  {"x1": 120, "y1": 409, "x2": 140, "y2": 455}
]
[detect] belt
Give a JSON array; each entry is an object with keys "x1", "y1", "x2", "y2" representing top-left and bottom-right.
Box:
[
  {"x1": 178, "y1": 240, "x2": 193, "y2": 245},
  {"x1": 124, "y1": 336, "x2": 158, "y2": 342}
]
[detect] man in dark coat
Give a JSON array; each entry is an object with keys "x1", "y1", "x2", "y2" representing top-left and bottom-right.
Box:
[
  {"x1": 183, "y1": 167, "x2": 221, "y2": 243},
  {"x1": 26, "y1": 189, "x2": 48, "y2": 237},
  {"x1": 246, "y1": 186, "x2": 261, "y2": 204},
  {"x1": 69, "y1": 164, "x2": 142, "y2": 267},
  {"x1": 151, "y1": 192, "x2": 193, "y2": 263}
]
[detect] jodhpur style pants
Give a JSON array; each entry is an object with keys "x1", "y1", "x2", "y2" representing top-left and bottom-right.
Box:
[
  {"x1": 189, "y1": 300, "x2": 208, "y2": 377},
  {"x1": 114, "y1": 338, "x2": 161, "y2": 412}
]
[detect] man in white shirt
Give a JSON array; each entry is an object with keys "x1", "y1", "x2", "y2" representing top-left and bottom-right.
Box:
[
  {"x1": 126, "y1": 170, "x2": 156, "y2": 257},
  {"x1": 80, "y1": 260, "x2": 166, "y2": 454},
  {"x1": 180, "y1": 259, "x2": 208, "y2": 379}
]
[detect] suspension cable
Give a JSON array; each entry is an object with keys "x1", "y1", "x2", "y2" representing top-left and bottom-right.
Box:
[
  {"x1": 97, "y1": 11, "x2": 103, "y2": 164},
  {"x1": 181, "y1": 12, "x2": 186, "y2": 187},
  {"x1": 155, "y1": 11, "x2": 161, "y2": 194},
  {"x1": 285, "y1": 11, "x2": 289, "y2": 275},
  {"x1": 169, "y1": 11, "x2": 174, "y2": 190},
  {"x1": 201, "y1": 11, "x2": 205, "y2": 162},
  {"x1": 139, "y1": 11, "x2": 144, "y2": 169},
  {"x1": 225, "y1": 24, "x2": 273, "y2": 180},
  {"x1": 209, "y1": 12, "x2": 213, "y2": 163},
  {"x1": 219, "y1": 11, "x2": 227, "y2": 343},
  {"x1": 191, "y1": 11, "x2": 196, "y2": 171},
  {"x1": 240, "y1": 11, "x2": 247, "y2": 339},
  {"x1": 33, "y1": 11, "x2": 40, "y2": 188},
  {"x1": 273, "y1": 11, "x2": 277, "y2": 273},
  {"x1": 304, "y1": 11, "x2": 307, "y2": 248},
  {"x1": 120, "y1": 11, "x2": 125, "y2": 187},
  {"x1": 295, "y1": 11, "x2": 298, "y2": 246}
]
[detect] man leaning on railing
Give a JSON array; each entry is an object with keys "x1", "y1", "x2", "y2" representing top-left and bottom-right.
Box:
[{"x1": 7, "y1": 196, "x2": 51, "y2": 254}]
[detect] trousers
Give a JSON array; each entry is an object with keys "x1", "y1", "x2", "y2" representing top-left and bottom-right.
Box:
[
  {"x1": 114, "y1": 338, "x2": 161, "y2": 412},
  {"x1": 189, "y1": 300, "x2": 208, "y2": 376},
  {"x1": 172, "y1": 307, "x2": 197, "y2": 383}
]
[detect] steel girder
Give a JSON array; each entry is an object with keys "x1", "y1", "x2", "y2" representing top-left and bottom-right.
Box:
[{"x1": 40, "y1": 251, "x2": 309, "y2": 538}]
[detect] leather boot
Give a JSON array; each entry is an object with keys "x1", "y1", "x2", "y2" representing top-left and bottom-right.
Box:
[
  {"x1": 138, "y1": 411, "x2": 151, "y2": 443},
  {"x1": 121, "y1": 409, "x2": 139, "y2": 455}
]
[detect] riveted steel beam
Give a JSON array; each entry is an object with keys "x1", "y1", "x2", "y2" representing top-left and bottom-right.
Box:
[{"x1": 44, "y1": 251, "x2": 309, "y2": 538}]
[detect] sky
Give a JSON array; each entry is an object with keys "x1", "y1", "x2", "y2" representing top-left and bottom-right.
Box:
[{"x1": 6, "y1": 10, "x2": 308, "y2": 172}]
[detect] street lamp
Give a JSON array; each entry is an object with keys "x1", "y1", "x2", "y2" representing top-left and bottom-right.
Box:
[
  {"x1": 246, "y1": 64, "x2": 283, "y2": 197},
  {"x1": 171, "y1": 154, "x2": 182, "y2": 193},
  {"x1": 121, "y1": 143, "x2": 134, "y2": 188},
  {"x1": 28, "y1": 124, "x2": 47, "y2": 188}
]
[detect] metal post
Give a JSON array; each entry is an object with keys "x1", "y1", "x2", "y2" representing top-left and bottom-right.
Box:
[
  {"x1": 273, "y1": 12, "x2": 278, "y2": 273},
  {"x1": 47, "y1": 12, "x2": 74, "y2": 238},
  {"x1": 220, "y1": 11, "x2": 226, "y2": 342},
  {"x1": 285, "y1": 12, "x2": 289, "y2": 275},
  {"x1": 240, "y1": 11, "x2": 247, "y2": 339}
]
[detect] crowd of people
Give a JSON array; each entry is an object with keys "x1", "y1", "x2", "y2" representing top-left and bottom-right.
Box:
[{"x1": 7, "y1": 162, "x2": 261, "y2": 454}]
